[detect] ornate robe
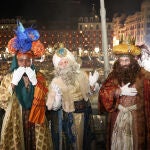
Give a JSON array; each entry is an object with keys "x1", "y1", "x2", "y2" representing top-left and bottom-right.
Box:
[
  {"x1": 47, "y1": 71, "x2": 94, "y2": 150},
  {"x1": 98, "y1": 69, "x2": 147, "y2": 150},
  {"x1": 141, "y1": 68, "x2": 150, "y2": 150},
  {"x1": 0, "y1": 72, "x2": 53, "y2": 150}
]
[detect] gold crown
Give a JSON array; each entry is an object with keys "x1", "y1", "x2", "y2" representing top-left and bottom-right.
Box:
[
  {"x1": 112, "y1": 44, "x2": 141, "y2": 56},
  {"x1": 113, "y1": 36, "x2": 141, "y2": 56}
]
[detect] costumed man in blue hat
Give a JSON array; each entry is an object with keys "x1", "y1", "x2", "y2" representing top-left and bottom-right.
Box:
[
  {"x1": 46, "y1": 44, "x2": 100, "y2": 150},
  {"x1": 0, "y1": 22, "x2": 53, "y2": 150}
]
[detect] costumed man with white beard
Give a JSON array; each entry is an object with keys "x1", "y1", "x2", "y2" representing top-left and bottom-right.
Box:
[
  {"x1": 0, "y1": 22, "x2": 53, "y2": 150},
  {"x1": 46, "y1": 45, "x2": 100, "y2": 150}
]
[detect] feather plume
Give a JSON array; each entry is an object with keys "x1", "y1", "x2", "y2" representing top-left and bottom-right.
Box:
[{"x1": 7, "y1": 21, "x2": 45, "y2": 57}]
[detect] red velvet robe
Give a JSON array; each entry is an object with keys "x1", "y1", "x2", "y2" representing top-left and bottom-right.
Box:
[
  {"x1": 143, "y1": 69, "x2": 150, "y2": 150},
  {"x1": 98, "y1": 68, "x2": 148, "y2": 150}
]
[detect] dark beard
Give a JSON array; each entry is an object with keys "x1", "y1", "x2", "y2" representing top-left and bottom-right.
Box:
[
  {"x1": 118, "y1": 66, "x2": 133, "y2": 85},
  {"x1": 112, "y1": 58, "x2": 141, "y2": 86}
]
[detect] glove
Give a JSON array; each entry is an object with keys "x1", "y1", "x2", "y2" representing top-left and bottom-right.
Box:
[
  {"x1": 11, "y1": 67, "x2": 26, "y2": 85},
  {"x1": 89, "y1": 70, "x2": 99, "y2": 87},
  {"x1": 52, "y1": 95, "x2": 62, "y2": 110},
  {"x1": 143, "y1": 58, "x2": 150, "y2": 72},
  {"x1": 120, "y1": 83, "x2": 137, "y2": 96},
  {"x1": 25, "y1": 67, "x2": 37, "y2": 85},
  {"x1": 51, "y1": 84, "x2": 62, "y2": 95},
  {"x1": 51, "y1": 84, "x2": 62, "y2": 110},
  {"x1": 93, "y1": 82, "x2": 100, "y2": 93}
]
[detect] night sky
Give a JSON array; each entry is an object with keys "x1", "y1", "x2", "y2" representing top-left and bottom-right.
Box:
[{"x1": 0, "y1": 0, "x2": 144, "y2": 22}]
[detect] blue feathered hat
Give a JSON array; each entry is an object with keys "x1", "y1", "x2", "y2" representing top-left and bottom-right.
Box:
[{"x1": 8, "y1": 21, "x2": 45, "y2": 57}]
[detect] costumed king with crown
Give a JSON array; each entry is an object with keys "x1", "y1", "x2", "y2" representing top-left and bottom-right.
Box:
[
  {"x1": 0, "y1": 22, "x2": 53, "y2": 150},
  {"x1": 46, "y1": 45, "x2": 100, "y2": 150},
  {"x1": 98, "y1": 42, "x2": 147, "y2": 150}
]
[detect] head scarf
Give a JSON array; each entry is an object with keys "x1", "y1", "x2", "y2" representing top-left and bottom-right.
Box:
[{"x1": 52, "y1": 47, "x2": 75, "y2": 68}]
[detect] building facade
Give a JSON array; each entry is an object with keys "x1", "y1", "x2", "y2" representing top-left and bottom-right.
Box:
[
  {"x1": 0, "y1": 18, "x2": 37, "y2": 50},
  {"x1": 0, "y1": 4, "x2": 113, "y2": 55},
  {"x1": 113, "y1": 0, "x2": 150, "y2": 46},
  {"x1": 39, "y1": 5, "x2": 113, "y2": 55}
]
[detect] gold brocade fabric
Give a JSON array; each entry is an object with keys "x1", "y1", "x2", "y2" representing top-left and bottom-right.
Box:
[
  {"x1": 72, "y1": 113, "x2": 84, "y2": 150},
  {"x1": 67, "y1": 80, "x2": 83, "y2": 102},
  {"x1": 0, "y1": 94, "x2": 24, "y2": 150},
  {"x1": 0, "y1": 73, "x2": 12, "y2": 110},
  {"x1": 0, "y1": 96, "x2": 53, "y2": 150},
  {"x1": 0, "y1": 74, "x2": 53, "y2": 150},
  {"x1": 35, "y1": 120, "x2": 53, "y2": 150}
]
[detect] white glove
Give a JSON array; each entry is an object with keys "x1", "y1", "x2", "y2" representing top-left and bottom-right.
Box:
[
  {"x1": 25, "y1": 67, "x2": 37, "y2": 85},
  {"x1": 93, "y1": 82, "x2": 100, "y2": 93},
  {"x1": 52, "y1": 95, "x2": 62, "y2": 110},
  {"x1": 51, "y1": 84, "x2": 62, "y2": 110},
  {"x1": 143, "y1": 58, "x2": 150, "y2": 72},
  {"x1": 89, "y1": 70, "x2": 99, "y2": 86},
  {"x1": 51, "y1": 84, "x2": 62, "y2": 95},
  {"x1": 120, "y1": 83, "x2": 137, "y2": 96},
  {"x1": 11, "y1": 67, "x2": 26, "y2": 85}
]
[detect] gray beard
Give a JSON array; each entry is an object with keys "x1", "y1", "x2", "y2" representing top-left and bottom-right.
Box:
[{"x1": 55, "y1": 65, "x2": 79, "y2": 86}]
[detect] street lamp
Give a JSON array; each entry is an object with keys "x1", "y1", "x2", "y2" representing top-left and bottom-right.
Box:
[
  {"x1": 46, "y1": 45, "x2": 53, "y2": 53},
  {"x1": 94, "y1": 47, "x2": 100, "y2": 57},
  {"x1": 78, "y1": 47, "x2": 82, "y2": 57},
  {"x1": 113, "y1": 36, "x2": 119, "y2": 46},
  {"x1": 94, "y1": 47, "x2": 100, "y2": 53},
  {"x1": 100, "y1": 0, "x2": 110, "y2": 79}
]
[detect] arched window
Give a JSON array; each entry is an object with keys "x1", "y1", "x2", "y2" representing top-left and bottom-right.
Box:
[
  {"x1": 79, "y1": 17, "x2": 83, "y2": 22},
  {"x1": 90, "y1": 17, "x2": 93, "y2": 22},
  {"x1": 80, "y1": 25, "x2": 82, "y2": 30},
  {"x1": 84, "y1": 17, "x2": 88, "y2": 23},
  {"x1": 96, "y1": 24, "x2": 99, "y2": 30}
]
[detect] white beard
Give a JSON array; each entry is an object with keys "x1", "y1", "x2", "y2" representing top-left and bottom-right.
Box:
[{"x1": 55, "y1": 63, "x2": 79, "y2": 86}]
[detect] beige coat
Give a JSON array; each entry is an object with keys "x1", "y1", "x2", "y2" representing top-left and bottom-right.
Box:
[{"x1": 47, "y1": 71, "x2": 90, "y2": 112}]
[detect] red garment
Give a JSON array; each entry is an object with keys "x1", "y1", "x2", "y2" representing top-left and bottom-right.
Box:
[
  {"x1": 144, "y1": 77, "x2": 150, "y2": 149},
  {"x1": 98, "y1": 71, "x2": 147, "y2": 150}
]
